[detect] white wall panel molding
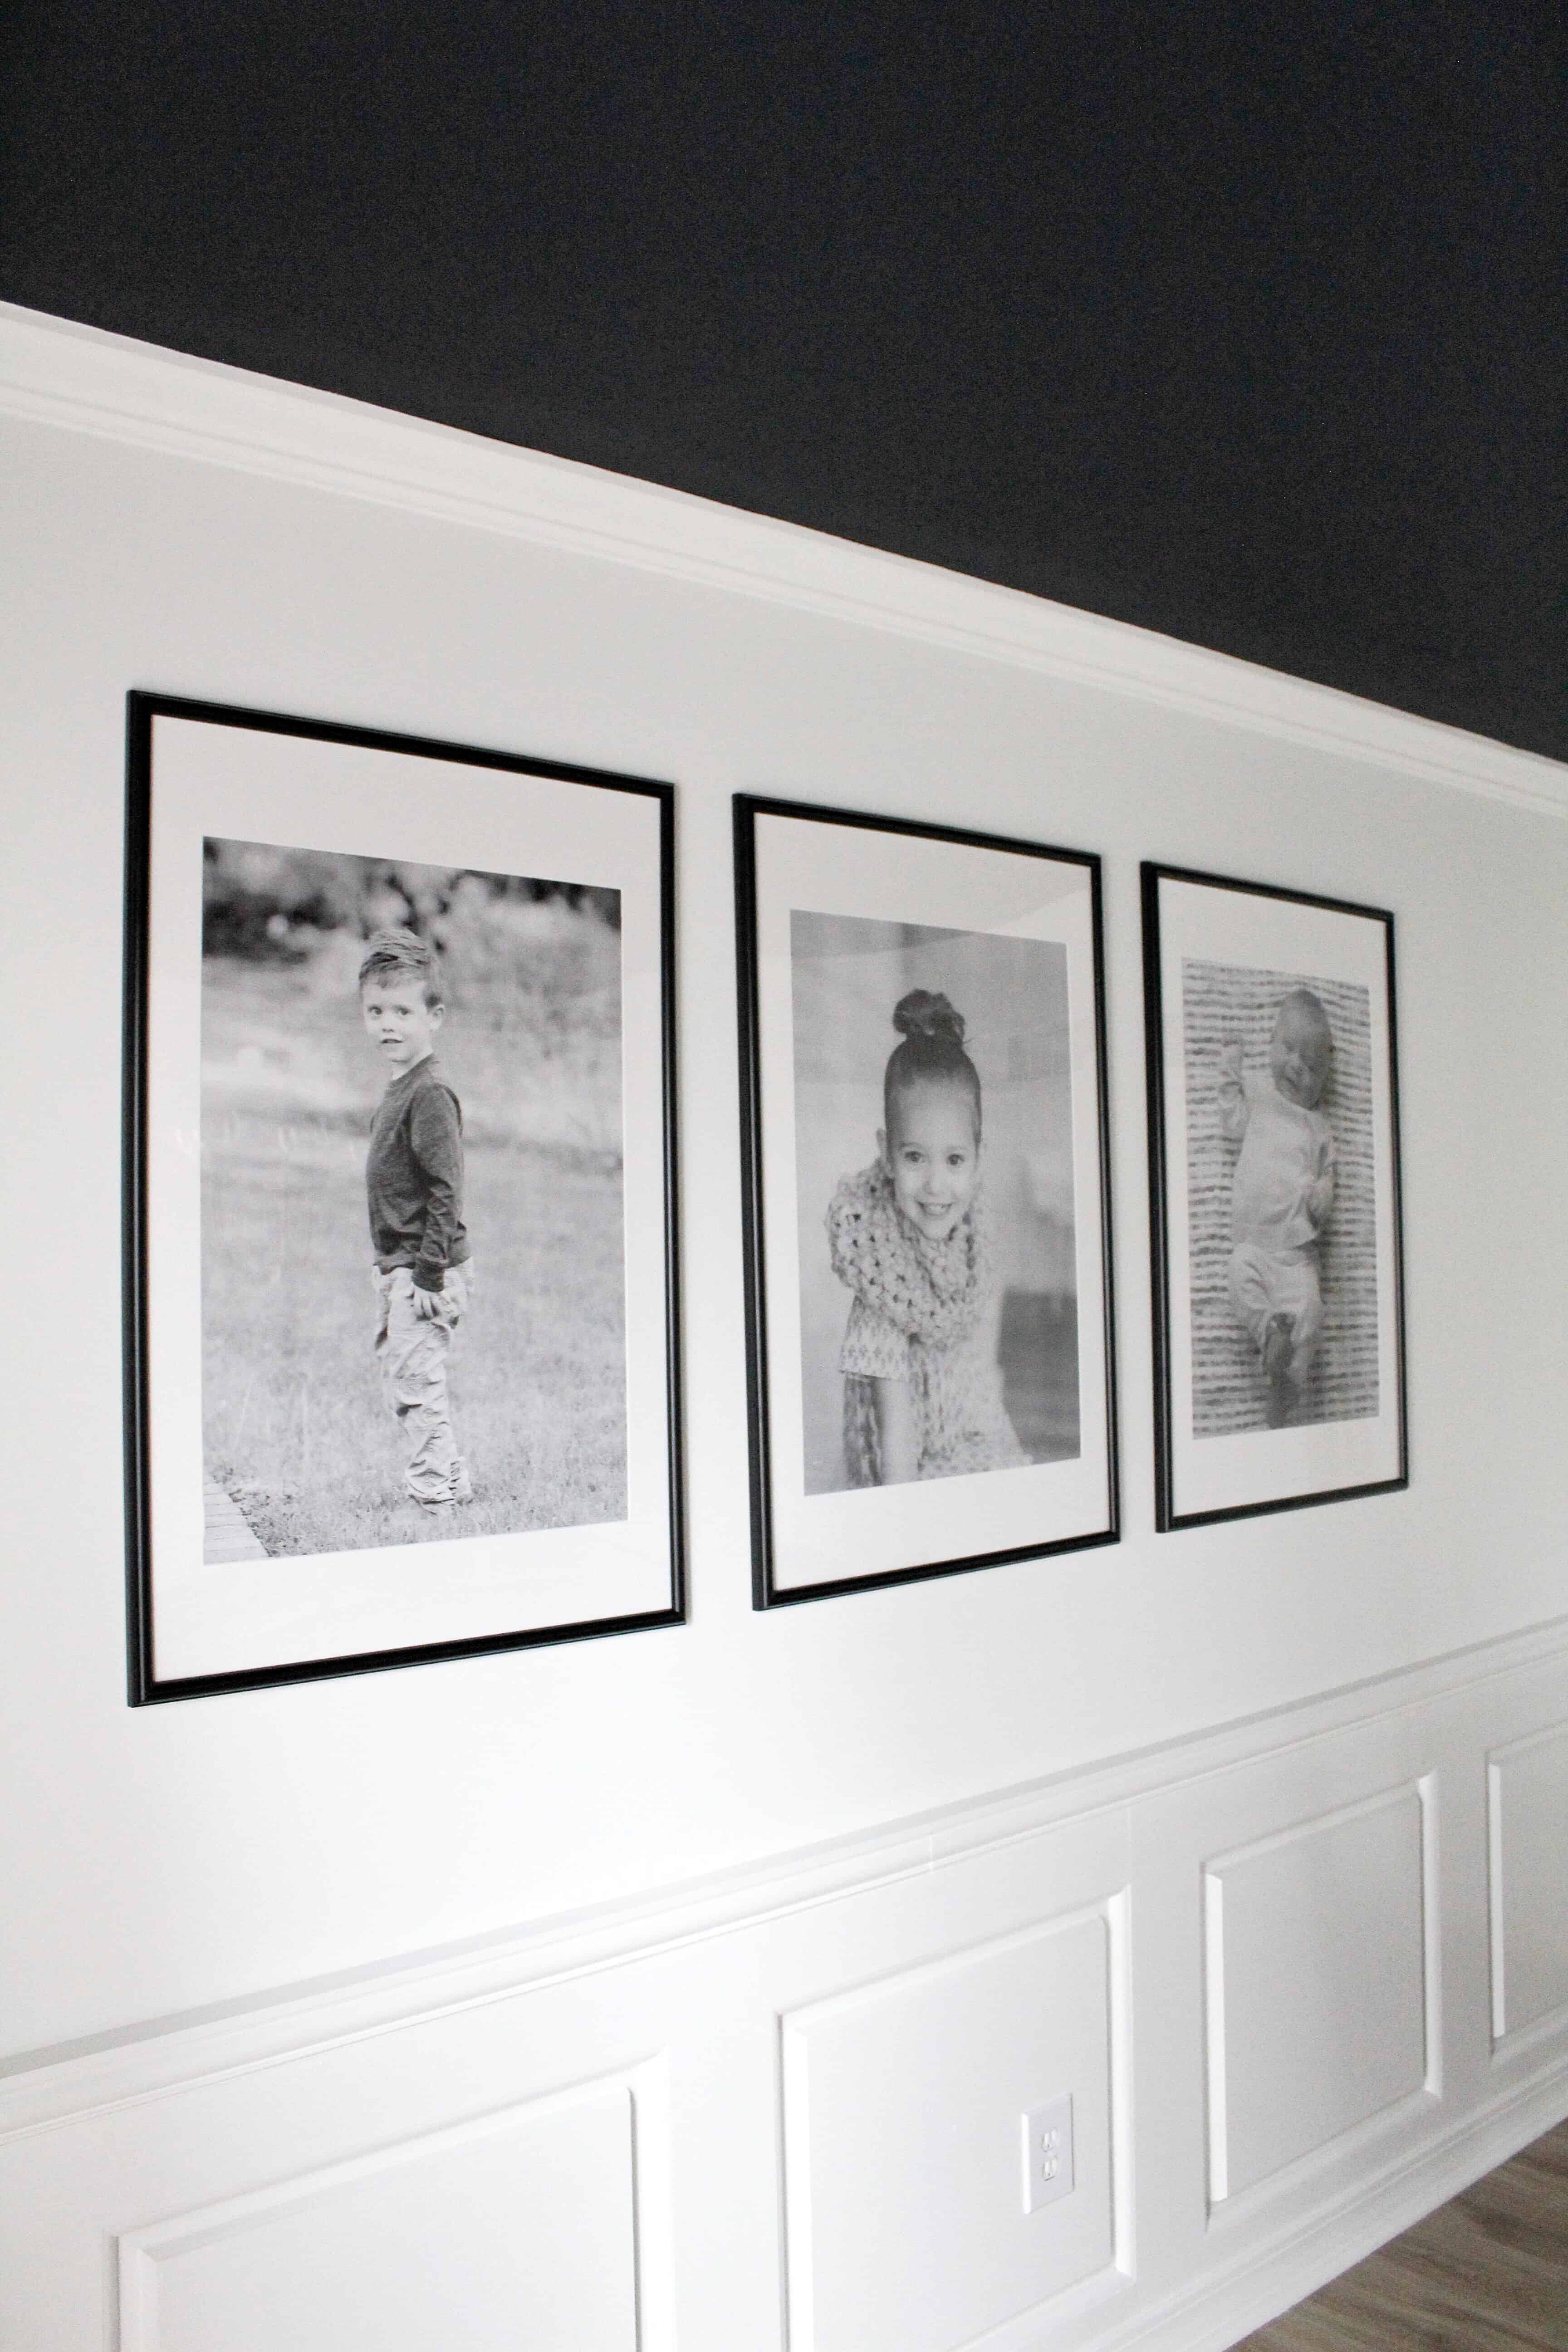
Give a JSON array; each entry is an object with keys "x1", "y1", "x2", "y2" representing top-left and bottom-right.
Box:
[
  {"x1": 1093, "y1": 2049, "x2": 1568, "y2": 2352},
  {"x1": 1202, "y1": 1781, "x2": 1435, "y2": 2209},
  {"x1": 116, "y1": 2061, "x2": 669, "y2": 2352},
  {"x1": 1, "y1": 1627, "x2": 1566, "y2": 2346},
  {"x1": 780, "y1": 1896, "x2": 1131, "y2": 2352},
  {"x1": 4, "y1": 1612, "x2": 1566, "y2": 2149},
  {"x1": 1488, "y1": 1720, "x2": 1568, "y2": 2053},
  {"x1": 3, "y1": 300, "x2": 1566, "y2": 819}
]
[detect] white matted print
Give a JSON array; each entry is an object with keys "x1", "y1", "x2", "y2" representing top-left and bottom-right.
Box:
[
  {"x1": 1142, "y1": 862, "x2": 1407, "y2": 1530},
  {"x1": 125, "y1": 696, "x2": 682, "y2": 1700},
  {"x1": 737, "y1": 796, "x2": 1118, "y2": 1604}
]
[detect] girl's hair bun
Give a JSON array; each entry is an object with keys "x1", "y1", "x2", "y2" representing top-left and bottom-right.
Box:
[
  {"x1": 892, "y1": 988, "x2": 965, "y2": 1045},
  {"x1": 884, "y1": 987, "x2": 981, "y2": 1138}
]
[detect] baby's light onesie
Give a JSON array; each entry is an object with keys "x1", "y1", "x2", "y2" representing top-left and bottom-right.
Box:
[{"x1": 1220, "y1": 1067, "x2": 1333, "y2": 1387}]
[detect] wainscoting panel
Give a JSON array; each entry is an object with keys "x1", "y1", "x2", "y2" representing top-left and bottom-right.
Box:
[
  {"x1": 781, "y1": 1900, "x2": 1125, "y2": 2352},
  {"x1": 1204, "y1": 1784, "x2": 1431, "y2": 2205},
  {"x1": 2, "y1": 1624, "x2": 1567, "y2": 2352},
  {"x1": 118, "y1": 2074, "x2": 643, "y2": 2352},
  {"x1": 1489, "y1": 1721, "x2": 1568, "y2": 2047}
]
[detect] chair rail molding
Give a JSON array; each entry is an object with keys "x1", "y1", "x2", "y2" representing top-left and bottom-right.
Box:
[{"x1": 4, "y1": 1610, "x2": 1566, "y2": 2148}]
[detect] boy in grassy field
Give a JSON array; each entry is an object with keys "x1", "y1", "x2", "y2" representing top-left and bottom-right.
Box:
[{"x1": 360, "y1": 927, "x2": 474, "y2": 1515}]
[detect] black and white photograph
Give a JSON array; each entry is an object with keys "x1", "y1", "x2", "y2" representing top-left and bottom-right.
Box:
[
  {"x1": 792, "y1": 913, "x2": 1080, "y2": 1494},
  {"x1": 200, "y1": 840, "x2": 628, "y2": 1554},
  {"x1": 126, "y1": 696, "x2": 682, "y2": 1700},
  {"x1": 738, "y1": 796, "x2": 1117, "y2": 1604},
  {"x1": 1143, "y1": 862, "x2": 1407, "y2": 1531}
]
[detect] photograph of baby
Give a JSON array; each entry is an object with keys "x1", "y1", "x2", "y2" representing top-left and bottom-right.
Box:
[
  {"x1": 200, "y1": 837, "x2": 627, "y2": 1563},
  {"x1": 791, "y1": 910, "x2": 1080, "y2": 1494},
  {"x1": 1181, "y1": 957, "x2": 1378, "y2": 1436}
]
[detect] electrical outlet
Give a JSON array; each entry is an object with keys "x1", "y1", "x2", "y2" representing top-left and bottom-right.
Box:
[{"x1": 1020, "y1": 2093, "x2": 1074, "y2": 2215}]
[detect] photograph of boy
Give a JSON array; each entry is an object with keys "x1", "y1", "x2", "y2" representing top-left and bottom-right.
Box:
[
  {"x1": 200, "y1": 838, "x2": 628, "y2": 1560},
  {"x1": 1181, "y1": 957, "x2": 1379, "y2": 1437},
  {"x1": 791, "y1": 911, "x2": 1080, "y2": 1494},
  {"x1": 361, "y1": 929, "x2": 473, "y2": 1514}
]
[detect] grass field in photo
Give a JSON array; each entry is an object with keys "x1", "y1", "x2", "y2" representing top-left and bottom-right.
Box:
[{"x1": 200, "y1": 934, "x2": 627, "y2": 1559}]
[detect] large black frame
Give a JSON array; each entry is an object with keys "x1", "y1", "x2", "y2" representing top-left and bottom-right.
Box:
[
  {"x1": 124, "y1": 691, "x2": 684, "y2": 1702},
  {"x1": 736, "y1": 791, "x2": 1120, "y2": 1607},
  {"x1": 1142, "y1": 858, "x2": 1408, "y2": 1532}
]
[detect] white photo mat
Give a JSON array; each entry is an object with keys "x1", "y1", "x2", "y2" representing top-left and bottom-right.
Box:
[
  {"x1": 741, "y1": 801, "x2": 1117, "y2": 1599},
  {"x1": 131, "y1": 703, "x2": 680, "y2": 1693},
  {"x1": 1145, "y1": 865, "x2": 1406, "y2": 1527}
]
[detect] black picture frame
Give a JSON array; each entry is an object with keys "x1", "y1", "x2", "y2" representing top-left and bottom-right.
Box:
[
  {"x1": 124, "y1": 691, "x2": 684, "y2": 1702},
  {"x1": 1142, "y1": 859, "x2": 1408, "y2": 1532},
  {"x1": 736, "y1": 792, "x2": 1119, "y2": 1607}
]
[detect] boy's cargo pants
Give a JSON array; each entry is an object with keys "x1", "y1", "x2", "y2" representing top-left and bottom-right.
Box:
[{"x1": 372, "y1": 1261, "x2": 472, "y2": 1506}]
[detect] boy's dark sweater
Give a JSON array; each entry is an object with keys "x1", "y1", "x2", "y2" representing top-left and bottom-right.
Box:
[{"x1": 366, "y1": 1055, "x2": 469, "y2": 1292}]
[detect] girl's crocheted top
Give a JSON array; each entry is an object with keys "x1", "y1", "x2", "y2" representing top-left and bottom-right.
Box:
[{"x1": 826, "y1": 1160, "x2": 1025, "y2": 1485}]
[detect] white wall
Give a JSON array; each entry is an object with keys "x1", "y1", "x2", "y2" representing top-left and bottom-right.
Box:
[{"x1": 2, "y1": 307, "x2": 1567, "y2": 2351}]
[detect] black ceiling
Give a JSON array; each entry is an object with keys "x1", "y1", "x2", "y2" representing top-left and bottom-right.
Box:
[{"x1": 4, "y1": 3, "x2": 1563, "y2": 761}]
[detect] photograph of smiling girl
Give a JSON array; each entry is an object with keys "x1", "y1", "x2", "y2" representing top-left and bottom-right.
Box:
[
  {"x1": 791, "y1": 911, "x2": 1079, "y2": 1498},
  {"x1": 200, "y1": 837, "x2": 627, "y2": 1563}
]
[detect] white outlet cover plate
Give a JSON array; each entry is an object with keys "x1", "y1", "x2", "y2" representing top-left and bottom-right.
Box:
[{"x1": 1020, "y1": 2093, "x2": 1075, "y2": 2215}]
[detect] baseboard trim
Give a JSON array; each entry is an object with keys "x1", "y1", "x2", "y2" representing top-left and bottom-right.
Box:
[
  {"x1": 2, "y1": 302, "x2": 1565, "y2": 820},
  {"x1": 1095, "y1": 2050, "x2": 1568, "y2": 2352}
]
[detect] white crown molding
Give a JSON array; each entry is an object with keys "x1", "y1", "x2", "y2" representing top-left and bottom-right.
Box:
[
  {"x1": 2, "y1": 1608, "x2": 1565, "y2": 2144},
  {"x1": 3, "y1": 300, "x2": 1565, "y2": 820}
]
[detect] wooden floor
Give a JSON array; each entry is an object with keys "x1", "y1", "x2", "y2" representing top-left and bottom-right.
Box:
[{"x1": 1235, "y1": 2119, "x2": 1568, "y2": 2350}]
